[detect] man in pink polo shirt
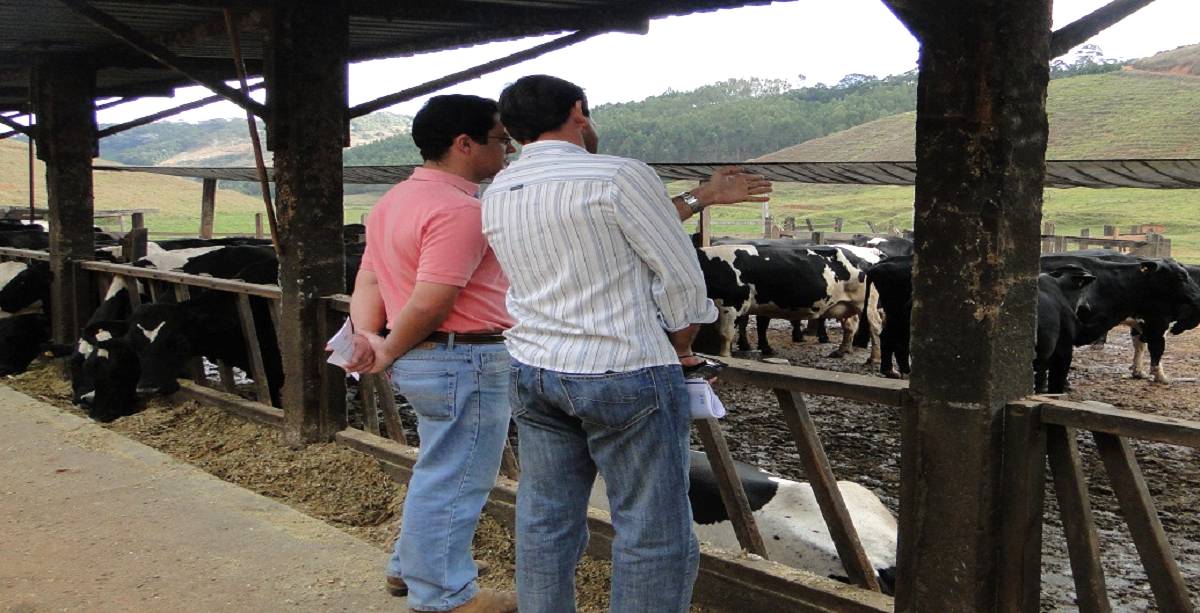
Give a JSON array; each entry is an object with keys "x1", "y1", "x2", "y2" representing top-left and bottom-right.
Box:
[{"x1": 344, "y1": 94, "x2": 517, "y2": 613}]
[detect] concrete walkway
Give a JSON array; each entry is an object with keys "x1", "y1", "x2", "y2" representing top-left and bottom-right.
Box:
[{"x1": 0, "y1": 385, "x2": 397, "y2": 612}]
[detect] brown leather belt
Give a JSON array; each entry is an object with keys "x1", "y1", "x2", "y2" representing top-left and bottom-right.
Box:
[{"x1": 425, "y1": 331, "x2": 506, "y2": 345}]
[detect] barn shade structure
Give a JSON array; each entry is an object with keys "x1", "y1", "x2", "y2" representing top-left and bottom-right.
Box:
[{"x1": 0, "y1": 0, "x2": 1173, "y2": 609}]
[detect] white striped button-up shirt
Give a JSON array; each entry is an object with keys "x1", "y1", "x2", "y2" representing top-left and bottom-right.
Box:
[{"x1": 481, "y1": 140, "x2": 717, "y2": 373}]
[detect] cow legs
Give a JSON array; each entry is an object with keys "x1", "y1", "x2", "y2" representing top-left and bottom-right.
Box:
[
  {"x1": 828, "y1": 315, "x2": 856, "y2": 358},
  {"x1": 1143, "y1": 322, "x2": 1171, "y2": 384},
  {"x1": 755, "y1": 315, "x2": 776, "y2": 356},
  {"x1": 735, "y1": 315, "x2": 752, "y2": 353},
  {"x1": 790, "y1": 319, "x2": 805, "y2": 342},
  {"x1": 1129, "y1": 325, "x2": 1148, "y2": 379},
  {"x1": 812, "y1": 317, "x2": 831, "y2": 344},
  {"x1": 863, "y1": 292, "x2": 882, "y2": 365}
]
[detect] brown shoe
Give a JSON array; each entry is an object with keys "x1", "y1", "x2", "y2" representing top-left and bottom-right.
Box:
[
  {"x1": 440, "y1": 588, "x2": 517, "y2": 613},
  {"x1": 386, "y1": 559, "x2": 494, "y2": 597}
]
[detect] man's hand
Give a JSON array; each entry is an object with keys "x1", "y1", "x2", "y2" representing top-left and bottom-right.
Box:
[
  {"x1": 693, "y1": 167, "x2": 772, "y2": 207},
  {"x1": 340, "y1": 332, "x2": 376, "y2": 374},
  {"x1": 362, "y1": 331, "x2": 398, "y2": 374}
]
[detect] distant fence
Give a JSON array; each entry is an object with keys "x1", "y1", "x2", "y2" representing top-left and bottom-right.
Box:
[
  {"x1": 1040, "y1": 222, "x2": 1171, "y2": 257},
  {"x1": 694, "y1": 214, "x2": 908, "y2": 245}
]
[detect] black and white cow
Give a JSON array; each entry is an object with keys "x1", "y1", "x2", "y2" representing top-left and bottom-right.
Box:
[
  {"x1": 862, "y1": 255, "x2": 913, "y2": 378},
  {"x1": 1041, "y1": 252, "x2": 1200, "y2": 384},
  {"x1": 1034, "y1": 265, "x2": 1096, "y2": 394},
  {"x1": 74, "y1": 320, "x2": 142, "y2": 422},
  {"x1": 70, "y1": 276, "x2": 139, "y2": 406},
  {"x1": 694, "y1": 244, "x2": 881, "y2": 360},
  {"x1": 589, "y1": 451, "x2": 898, "y2": 593},
  {"x1": 0, "y1": 260, "x2": 50, "y2": 318},
  {"x1": 125, "y1": 256, "x2": 282, "y2": 404}
]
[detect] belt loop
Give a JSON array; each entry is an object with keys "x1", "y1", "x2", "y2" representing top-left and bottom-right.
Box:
[{"x1": 447, "y1": 331, "x2": 455, "y2": 351}]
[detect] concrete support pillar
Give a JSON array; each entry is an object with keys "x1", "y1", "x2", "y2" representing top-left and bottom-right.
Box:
[
  {"x1": 34, "y1": 60, "x2": 96, "y2": 344},
  {"x1": 894, "y1": 1, "x2": 1051, "y2": 610},
  {"x1": 267, "y1": 3, "x2": 349, "y2": 445}
]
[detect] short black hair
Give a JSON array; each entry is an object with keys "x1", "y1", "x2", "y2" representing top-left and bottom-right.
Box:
[
  {"x1": 498, "y1": 75, "x2": 589, "y2": 143},
  {"x1": 411, "y1": 94, "x2": 499, "y2": 162}
]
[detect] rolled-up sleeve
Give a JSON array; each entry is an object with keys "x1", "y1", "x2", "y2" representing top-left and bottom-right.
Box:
[{"x1": 612, "y1": 161, "x2": 718, "y2": 331}]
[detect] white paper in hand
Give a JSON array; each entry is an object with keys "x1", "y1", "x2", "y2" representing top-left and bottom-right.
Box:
[
  {"x1": 686, "y1": 378, "x2": 726, "y2": 420},
  {"x1": 326, "y1": 318, "x2": 360, "y2": 380}
]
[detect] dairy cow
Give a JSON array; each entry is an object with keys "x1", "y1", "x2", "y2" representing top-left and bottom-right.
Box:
[
  {"x1": 694, "y1": 244, "x2": 881, "y2": 360},
  {"x1": 1034, "y1": 265, "x2": 1096, "y2": 393},
  {"x1": 74, "y1": 320, "x2": 141, "y2": 422},
  {"x1": 862, "y1": 255, "x2": 913, "y2": 378},
  {"x1": 590, "y1": 451, "x2": 898, "y2": 593},
  {"x1": 0, "y1": 260, "x2": 49, "y2": 317},
  {"x1": 1041, "y1": 251, "x2": 1200, "y2": 383},
  {"x1": 0, "y1": 313, "x2": 49, "y2": 375}
]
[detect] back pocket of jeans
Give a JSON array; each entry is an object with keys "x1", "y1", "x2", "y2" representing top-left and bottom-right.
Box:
[
  {"x1": 557, "y1": 370, "x2": 658, "y2": 431},
  {"x1": 392, "y1": 365, "x2": 456, "y2": 421}
]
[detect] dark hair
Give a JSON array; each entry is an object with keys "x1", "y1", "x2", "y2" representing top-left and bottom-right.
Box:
[
  {"x1": 498, "y1": 75, "x2": 589, "y2": 142},
  {"x1": 410, "y1": 94, "x2": 499, "y2": 162}
]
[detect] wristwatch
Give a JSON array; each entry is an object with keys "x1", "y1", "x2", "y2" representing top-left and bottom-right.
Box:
[{"x1": 678, "y1": 191, "x2": 703, "y2": 214}]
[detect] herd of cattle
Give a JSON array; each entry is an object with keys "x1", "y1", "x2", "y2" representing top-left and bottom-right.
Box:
[
  {"x1": 5, "y1": 218, "x2": 1200, "y2": 409},
  {"x1": 692, "y1": 234, "x2": 1200, "y2": 394}
]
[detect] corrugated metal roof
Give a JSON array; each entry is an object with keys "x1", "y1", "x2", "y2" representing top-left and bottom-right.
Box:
[
  {"x1": 93, "y1": 159, "x2": 1200, "y2": 189},
  {"x1": 0, "y1": 0, "x2": 777, "y2": 112}
]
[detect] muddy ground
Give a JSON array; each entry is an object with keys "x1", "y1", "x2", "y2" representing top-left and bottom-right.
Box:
[
  {"x1": 8, "y1": 321, "x2": 1199, "y2": 611},
  {"x1": 712, "y1": 319, "x2": 1200, "y2": 611}
]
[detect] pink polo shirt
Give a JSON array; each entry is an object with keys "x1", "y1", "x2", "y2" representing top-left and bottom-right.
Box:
[{"x1": 360, "y1": 167, "x2": 513, "y2": 333}]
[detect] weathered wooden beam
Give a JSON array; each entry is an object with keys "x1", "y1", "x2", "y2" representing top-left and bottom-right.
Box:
[
  {"x1": 199, "y1": 178, "x2": 217, "y2": 239},
  {"x1": 268, "y1": 2, "x2": 349, "y2": 444},
  {"x1": 235, "y1": 293, "x2": 273, "y2": 406},
  {"x1": 1092, "y1": 432, "x2": 1193, "y2": 612},
  {"x1": 1051, "y1": 0, "x2": 1159, "y2": 58},
  {"x1": 713, "y1": 354, "x2": 908, "y2": 407},
  {"x1": 35, "y1": 58, "x2": 96, "y2": 345},
  {"x1": 1046, "y1": 425, "x2": 1111, "y2": 613},
  {"x1": 774, "y1": 389, "x2": 880, "y2": 592},
  {"x1": 98, "y1": 82, "x2": 265, "y2": 138},
  {"x1": 1039, "y1": 398, "x2": 1200, "y2": 449},
  {"x1": 694, "y1": 418, "x2": 770, "y2": 559},
  {"x1": 80, "y1": 260, "x2": 281, "y2": 298},
  {"x1": 997, "y1": 401, "x2": 1048, "y2": 612},
  {"x1": 349, "y1": 29, "x2": 605, "y2": 118},
  {"x1": 370, "y1": 373, "x2": 408, "y2": 446},
  {"x1": 55, "y1": 0, "x2": 267, "y2": 117},
  {"x1": 895, "y1": 0, "x2": 1051, "y2": 609},
  {"x1": 172, "y1": 283, "x2": 208, "y2": 384}
]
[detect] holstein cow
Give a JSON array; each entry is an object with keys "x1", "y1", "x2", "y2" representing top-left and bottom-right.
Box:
[
  {"x1": 590, "y1": 451, "x2": 898, "y2": 593},
  {"x1": 1034, "y1": 265, "x2": 1096, "y2": 393},
  {"x1": 74, "y1": 320, "x2": 141, "y2": 422},
  {"x1": 694, "y1": 244, "x2": 881, "y2": 360},
  {"x1": 0, "y1": 260, "x2": 50, "y2": 318},
  {"x1": 1041, "y1": 252, "x2": 1200, "y2": 384},
  {"x1": 70, "y1": 276, "x2": 139, "y2": 408},
  {"x1": 126, "y1": 256, "x2": 283, "y2": 405}
]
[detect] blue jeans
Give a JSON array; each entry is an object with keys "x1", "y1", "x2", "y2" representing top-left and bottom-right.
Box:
[
  {"x1": 510, "y1": 362, "x2": 699, "y2": 613},
  {"x1": 385, "y1": 342, "x2": 512, "y2": 612}
]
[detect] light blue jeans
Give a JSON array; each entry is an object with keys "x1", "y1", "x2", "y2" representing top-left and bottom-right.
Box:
[
  {"x1": 386, "y1": 342, "x2": 511, "y2": 612},
  {"x1": 510, "y1": 362, "x2": 699, "y2": 613}
]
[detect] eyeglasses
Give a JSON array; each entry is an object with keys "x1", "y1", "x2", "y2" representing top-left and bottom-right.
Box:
[{"x1": 484, "y1": 135, "x2": 514, "y2": 147}]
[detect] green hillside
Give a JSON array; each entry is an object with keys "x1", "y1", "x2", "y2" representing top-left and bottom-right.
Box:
[
  {"x1": 746, "y1": 52, "x2": 1200, "y2": 263},
  {"x1": 0, "y1": 139, "x2": 269, "y2": 235}
]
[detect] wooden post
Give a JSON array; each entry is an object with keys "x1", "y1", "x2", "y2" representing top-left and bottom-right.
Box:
[
  {"x1": 891, "y1": 2, "x2": 1050, "y2": 609},
  {"x1": 268, "y1": 2, "x2": 349, "y2": 444},
  {"x1": 235, "y1": 293, "x2": 274, "y2": 405},
  {"x1": 762, "y1": 215, "x2": 772, "y2": 239},
  {"x1": 774, "y1": 389, "x2": 880, "y2": 591},
  {"x1": 173, "y1": 284, "x2": 207, "y2": 384},
  {"x1": 1046, "y1": 425, "x2": 1111, "y2": 613},
  {"x1": 833, "y1": 217, "x2": 844, "y2": 232},
  {"x1": 783, "y1": 216, "x2": 795, "y2": 233},
  {"x1": 254, "y1": 212, "x2": 264, "y2": 239},
  {"x1": 693, "y1": 418, "x2": 769, "y2": 558},
  {"x1": 1103, "y1": 225, "x2": 1117, "y2": 237},
  {"x1": 34, "y1": 58, "x2": 96, "y2": 345},
  {"x1": 805, "y1": 218, "x2": 815, "y2": 232},
  {"x1": 812, "y1": 231, "x2": 823, "y2": 245},
  {"x1": 997, "y1": 401, "x2": 1048, "y2": 612},
  {"x1": 698, "y1": 206, "x2": 712, "y2": 247},
  {"x1": 1092, "y1": 432, "x2": 1192, "y2": 612},
  {"x1": 200, "y1": 178, "x2": 216, "y2": 238},
  {"x1": 359, "y1": 212, "x2": 368, "y2": 225}
]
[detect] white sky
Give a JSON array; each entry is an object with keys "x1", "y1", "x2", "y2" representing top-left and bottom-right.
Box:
[{"x1": 89, "y1": 0, "x2": 1200, "y2": 125}]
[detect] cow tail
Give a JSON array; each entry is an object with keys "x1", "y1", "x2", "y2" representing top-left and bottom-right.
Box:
[{"x1": 853, "y1": 269, "x2": 874, "y2": 349}]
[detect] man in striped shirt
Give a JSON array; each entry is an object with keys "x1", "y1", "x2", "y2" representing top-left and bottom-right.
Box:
[{"x1": 481, "y1": 74, "x2": 771, "y2": 613}]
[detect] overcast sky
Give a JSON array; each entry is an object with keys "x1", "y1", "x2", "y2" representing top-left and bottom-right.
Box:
[{"x1": 90, "y1": 0, "x2": 1200, "y2": 125}]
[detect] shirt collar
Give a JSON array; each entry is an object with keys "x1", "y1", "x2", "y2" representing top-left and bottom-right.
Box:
[
  {"x1": 409, "y1": 166, "x2": 480, "y2": 197},
  {"x1": 519, "y1": 140, "x2": 588, "y2": 157}
]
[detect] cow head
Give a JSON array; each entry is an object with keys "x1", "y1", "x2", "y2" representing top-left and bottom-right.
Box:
[
  {"x1": 0, "y1": 261, "x2": 50, "y2": 315},
  {"x1": 73, "y1": 321, "x2": 142, "y2": 422},
  {"x1": 1140, "y1": 258, "x2": 1200, "y2": 311},
  {"x1": 1046, "y1": 264, "x2": 1096, "y2": 312},
  {"x1": 0, "y1": 313, "x2": 49, "y2": 375},
  {"x1": 126, "y1": 303, "x2": 194, "y2": 396}
]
